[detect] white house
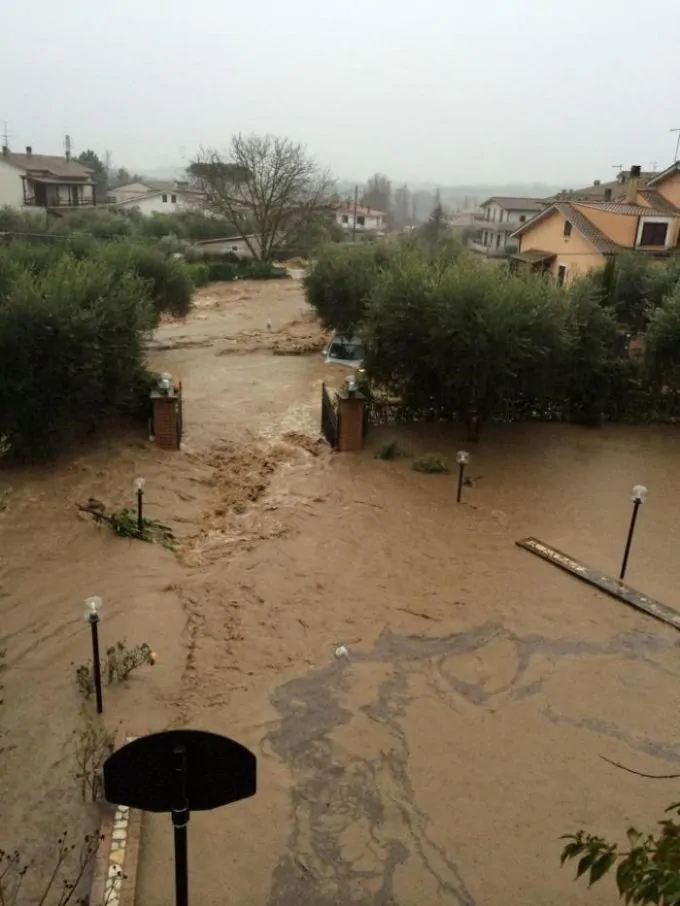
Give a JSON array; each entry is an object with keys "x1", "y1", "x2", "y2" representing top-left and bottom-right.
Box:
[
  {"x1": 114, "y1": 183, "x2": 205, "y2": 216},
  {"x1": 0, "y1": 146, "x2": 94, "y2": 211},
  {"x1": 333, "y1": 203, "x2": 386, "y2": 234},
  {"x1": 106, "y1": 181, "x2": 156, "y2": 204},
  {"x1": 470, "y1": 196, "x2": 545, "y2": 257}
]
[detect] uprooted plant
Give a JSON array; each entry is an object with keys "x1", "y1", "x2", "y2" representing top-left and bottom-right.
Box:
[
  {"x1": 75, "y1": 640, "x2": 156, "y2": 700},
  {"x1": 76, "y1": 500, "x2": 175, "y2": 549},
  {"x1": 0, "y1": 830, "x2": 103, "y2": 906},
  {"x1": 72, "y1": 717, "x2": 115, "y2": 802}
]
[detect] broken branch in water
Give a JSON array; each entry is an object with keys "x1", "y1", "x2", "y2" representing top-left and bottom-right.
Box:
[{"x1": 599, "y1": 754, "x2": 680, "y2": 779}]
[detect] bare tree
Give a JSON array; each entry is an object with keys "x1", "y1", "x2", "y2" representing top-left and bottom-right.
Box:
[{"x1": 190, "y1": 134, "x2": 333, "y2": 262}]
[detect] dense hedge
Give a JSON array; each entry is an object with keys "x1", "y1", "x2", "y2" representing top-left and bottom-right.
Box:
[
  {"x1": 187, "y1": 260, "x2": 290, "y2": 285},
  {"x1": 0, "y1": 252, "x2": 155, "y2": 457},
  {"x1": 0, "y1": 233, "x2": 197, "y2": 457}
]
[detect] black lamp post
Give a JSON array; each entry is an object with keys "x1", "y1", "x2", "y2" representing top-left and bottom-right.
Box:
[
  {"x1": 134, "y1": 477, "x2": 145, "y2": 535},
  {"x1": 456, "y1": 450, "x2": 470, "y2": 503},
  {"x1": 85, "y1": 596, "x2": 103, "y2": 714},
  {"x1": 619, "y1": 484, "x2": 648, "y2": 582}
]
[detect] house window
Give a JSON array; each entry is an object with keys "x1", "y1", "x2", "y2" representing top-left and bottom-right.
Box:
[
  {"x1": 171, "y1": 194, "x2": 177, "y2": 203},
  {"x1": 563, "y1": 220, "x2": 572, "y2": 237},
  {"x1": 557, "y1": 265, "x2": 567, "y2": 286},
  {"x1": 496, "y1": 233, "x2": 502, "y2": 249},
  {"x1": 341, "y1": 215, "x2": 348, "y2": 224},
  {"x1": 357, "y1": 215, "x2": 365, "y2": 226},
  {"x1": 604, "y1": 188, "x2": 612, "y2": 201},
  {"x1": 639, "y1": 221, "x2": 668, "y2": 247},
  {"x1": 519, "y1": 215, "x2": 526, "y2": 223},
  {"x1": 162, "y1": 193, "x2": 168, "y2": 203}
]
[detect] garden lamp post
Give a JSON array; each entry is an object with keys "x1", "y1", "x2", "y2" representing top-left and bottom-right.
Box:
[
  {"x1": 134, "y1": 477, "x2": 145, "y2": 535},
  {"x1": 619, "y1": 484, "x2": 648, "y2": 582},
  {"x1": 85, "y1": 596, "x2": 103, "y2": 714},
  {"x1": 456, "y1": 451, "x2": 470, "y2": 503}
]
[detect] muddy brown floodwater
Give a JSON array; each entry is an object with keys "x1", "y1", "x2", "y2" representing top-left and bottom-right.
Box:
[{"x1": 2, "y1": 275, "x2": 680, "y2": 906}]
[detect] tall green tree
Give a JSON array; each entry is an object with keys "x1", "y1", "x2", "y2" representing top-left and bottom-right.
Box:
[
  {"x1": 77, "y1": 150, "x2": 108, "y2": 200},
  {"x1": 362, "y1": 173, "x2": 391, "y2": 214},
  {"x1": 362, "y1": 253, "x2": 569, "y2": 438},
  {"x1": 645, "y1": 283, "x2": 680, "y2": 388}
]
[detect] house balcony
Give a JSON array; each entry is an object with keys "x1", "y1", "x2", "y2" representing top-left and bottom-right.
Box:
[{"x1": 22, "y1": 179, "x2": 96, "y2": 210}]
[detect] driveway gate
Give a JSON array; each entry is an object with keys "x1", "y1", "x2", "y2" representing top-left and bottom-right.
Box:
[{"x1": 321, "y1": 383, "x2": 338, "y2": 448}]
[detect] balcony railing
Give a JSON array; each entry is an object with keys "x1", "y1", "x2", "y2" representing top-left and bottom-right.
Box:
[{"x1": 23, "y1": 196, "x2": 96, "y2": 208}]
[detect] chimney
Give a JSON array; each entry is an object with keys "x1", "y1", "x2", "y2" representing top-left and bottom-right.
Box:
[
  {"x1": 593, "y1": 179, "x2": 601, "y2": 186},
  {"x1": 25, "y1": 145, "x2": 32, "y2": 156},
  {"x1": 626, "y1": 165, "x2": 641, "y2": 204}
]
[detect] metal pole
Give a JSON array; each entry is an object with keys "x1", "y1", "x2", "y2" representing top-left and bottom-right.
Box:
[
  {"x1": 352, "y1": 185, "x2": 358, "y2": 240},
  {"x1": 89, "y1": 616, "x2": 103, "y2": 714},
  {"x1": 619, "y1": 499, "x2": 641, "y2": 582},
  {"x1": 456, "y1": 462, "x2": 465, "y2": 503},
  {"x1": 137, "y1": 489, "x2": 143, "y2": 534},
  {"x1": 172, "y1": 745, "x2": 189, "y2": 906}
]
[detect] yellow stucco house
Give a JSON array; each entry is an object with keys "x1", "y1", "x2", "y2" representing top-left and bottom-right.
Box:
[{"x1": 511, "y1": 163, "x2": 680, "y2": 286}]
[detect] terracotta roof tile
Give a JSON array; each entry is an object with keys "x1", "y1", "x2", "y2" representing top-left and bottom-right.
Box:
[{"x1": 3, "y1": 152, "x2": 93, "y2": 180}]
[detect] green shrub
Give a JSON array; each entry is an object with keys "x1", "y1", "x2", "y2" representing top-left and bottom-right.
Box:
[
  {"x1": 375, "y1": 440, "x2": 402, "y2": 460},
  {"x1": 0, "y1": 251, "x2": 154, "y2": 458},
  {"x1": 100, "y1": 242, "x2": 192, "y2": 319},
  {"x1": 187, "y1": 261, "x2": 210, "y2": 287},
  {"x1": 412, "y1": 453, "x2": 450, "y2": 474},
  {"x1": 304, "y1": 242, "x2": 396, "y2": 332}
]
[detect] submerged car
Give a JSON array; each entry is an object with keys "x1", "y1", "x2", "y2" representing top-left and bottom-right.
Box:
[{"x1": 323, "y1": 333, "x2": 364, "y2": 367}]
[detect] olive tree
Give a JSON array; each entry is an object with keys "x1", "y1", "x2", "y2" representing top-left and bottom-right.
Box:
[
  {"x1": 190, "y1": 134, "x2": 333, "y2": 262},
  {"x1": 361, "y1": 253, "x2": 569, "y2": 439}
]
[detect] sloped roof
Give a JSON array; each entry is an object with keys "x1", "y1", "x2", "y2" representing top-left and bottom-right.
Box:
[
  {"x1": 637, "y1": 189, "x2": 680, "y2": 215},
  {"x1": 2, "y1": 152, "x2": 93, "y2": 180},
  {"x1": 511, "y1": 202, "x2": 621, "y2": 254},
  {"x1": 575, "y1": 201, "x2": 669, "y2": 216},
  {"x1": 647, "y1": 162, "x2": 680, "y2": 187},
  {"x1": 480, "y1": 196, "x2": 545, "y2": 212},
  {"x1": 115, "y1": 188, "x2": 204, "y2": 207}
]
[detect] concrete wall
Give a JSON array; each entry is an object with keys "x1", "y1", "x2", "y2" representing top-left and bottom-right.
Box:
[
  {"x1": 572, "y1": 204, "x2": 638, "y2": 246},
  {"x1": 656, "y1": 171, "x2": 680, "y2": 209},
  {"x1": 518, "y1": 208, "x2": 604, "y2": 284},
  {"x1": 119, "y1": 192, "x2": 199, "y2": 216},
  {"x1": 108, "y1": 182, "x2": 151, "y2": 203},
  {"x1": 195, "y1": 237, "x2": 261, "y2": 259},
  {"x1": 0, "y1": 159, "x2": 24, "y2": 208}
]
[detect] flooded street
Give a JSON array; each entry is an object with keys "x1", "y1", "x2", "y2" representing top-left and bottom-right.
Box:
[{"x1": 2, "y1": 276, "x2": 680, "y2": 906}]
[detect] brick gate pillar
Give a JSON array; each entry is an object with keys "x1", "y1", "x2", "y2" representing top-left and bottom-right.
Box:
[
  {"x1": 337, "y1": 389, "x2": 366, "y2": 452},
  {"x1": 151, "y1": 390, "x2": 180, "y2": 450}
]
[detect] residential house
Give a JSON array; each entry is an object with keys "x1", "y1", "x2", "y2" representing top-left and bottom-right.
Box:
[
  {"x1": 0, "y1": 145, "x2": 94, "y2": 211},
  {"x1": 546, "y1": 169, "x2": 657, "y2": 205},
  {"x1": 511, "y1": 164, "x2": 680, "y2": 286},
  {"x1": 333, "y1": 203, "x2": 386, "y2": 235},
  {"x1": 113, "y1": 181, "x2": 204, "y2": 216},
  {"x1": 470, "y1": 197, "x2": 546, "y2": 257}
]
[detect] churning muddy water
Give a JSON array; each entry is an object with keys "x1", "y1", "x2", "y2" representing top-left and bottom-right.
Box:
[{"x1": 2, "y1": 276, "x2": 680, "y2": 905}]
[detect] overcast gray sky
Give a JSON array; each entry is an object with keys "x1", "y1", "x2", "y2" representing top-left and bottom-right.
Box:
[{"x1": 2, "y1": 0, "x2": 679, "y2": 186}]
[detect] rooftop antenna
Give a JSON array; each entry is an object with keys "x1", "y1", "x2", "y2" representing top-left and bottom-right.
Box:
[
  {"x1": 671, "y1": 128, "x2": 680, "y2": 163},
  {"x1": 646, "y1": 161, "x2": 658, "y2": 172},
  {"x1": 2, "y1": 121, "x2": 9, "y2": 150},
  {"x1": 64, "y1": 133, "x2": 71, "y2": 161},
  {"x1": 612, "y1": 164, "x2": 623, "y2": 173}
]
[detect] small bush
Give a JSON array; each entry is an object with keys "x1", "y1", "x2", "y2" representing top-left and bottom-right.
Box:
[
  {"x1": 75, "y1": 640, "x2": 156, "y2": 699},
  {"x1": 73, "y1": 718, "x2": 114, "y2": 801},
  {"x1": 412, "y1": 453, "x2": 450, "y2": 474},
  {"x1": 187, "y1": 261, "x2": 210, "y2": 287},
  {"x1": 375, "y1": 440, "x2": 402, "y2": 460}
]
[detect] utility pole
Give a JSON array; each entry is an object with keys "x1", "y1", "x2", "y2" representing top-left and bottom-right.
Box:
[
  {"x1": 1, "y1": 121, "x2": 9, "y2": 150},
  {"x1": 352, "y1": 184, "x2": 358, "y2": 240},
  {"x1": 671, "y1": 128, "x2": 680, "y2": 163}
]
